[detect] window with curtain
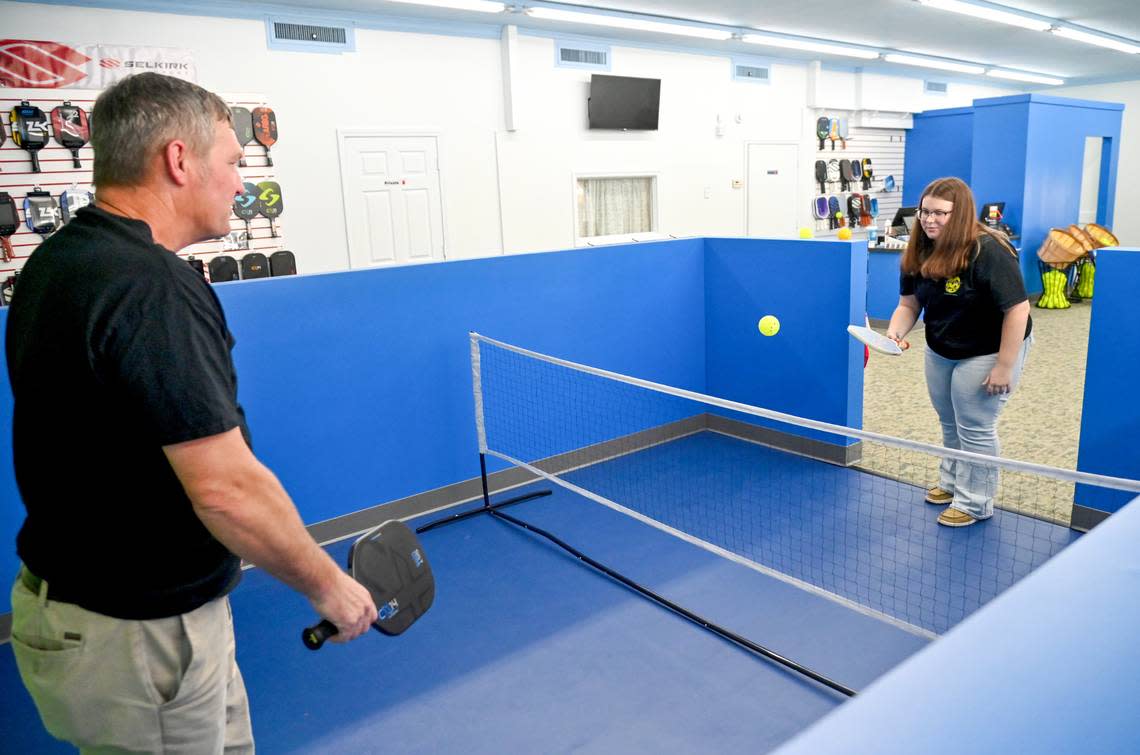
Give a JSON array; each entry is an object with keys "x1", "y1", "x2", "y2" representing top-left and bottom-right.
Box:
[{"x1": 576, "y1": 176, "x2": 656, "y2": 240}]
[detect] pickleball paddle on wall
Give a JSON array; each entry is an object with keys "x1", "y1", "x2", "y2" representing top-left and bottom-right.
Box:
[
  {"x1": 0, "y1": 193, "x2": 18, "y2": 262},
  {"x1": 256, "y1": 180, "x2": 283, "y2": 238},
  {"x1": 252, "y1": 106, "x2": 277, "y2": 166},
  {"x1": 51, "y1": 102, "x2": 90, "y2": 169},
  {"x1": 230, "y1": 106, "x2": 254, "y2": 168},
  {"x1": 233, "y1": 181, "x2": 261, "y2": 247},
  {"x1": 11, "y1": 101, "x2": 50, "y2": 173}
]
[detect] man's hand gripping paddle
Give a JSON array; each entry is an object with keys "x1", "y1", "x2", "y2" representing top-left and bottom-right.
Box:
[{"x1": 303, "y1": 520, "x2": 435, "y2": 649}]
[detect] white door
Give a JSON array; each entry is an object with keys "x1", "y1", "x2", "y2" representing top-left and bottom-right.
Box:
[
  {"x1": 339, "y1": 133, "x2": 444, "y2": 267},
  {"x1": 746, "y1": 143, "x2": 799, "y2": 237}
]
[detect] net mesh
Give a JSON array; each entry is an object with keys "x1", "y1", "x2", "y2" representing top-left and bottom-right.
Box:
[{"x1": 473, "y1": 334, "x2": 1139, "y2": 636}]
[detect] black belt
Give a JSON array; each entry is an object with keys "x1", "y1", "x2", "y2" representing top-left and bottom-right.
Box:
[
  {"x1": 20, "y1": 566, "x2": 45, "y2": 595},
  {"x1": 20, "y1": 566, "x2": 76, "y2": 603}
]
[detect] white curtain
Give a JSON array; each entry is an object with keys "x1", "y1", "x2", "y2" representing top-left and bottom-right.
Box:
[{"x1": 578, "y1": 177, "x2": 654, "y2": 238}]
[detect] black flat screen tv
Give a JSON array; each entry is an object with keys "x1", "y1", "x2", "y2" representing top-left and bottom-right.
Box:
[{"x1": 588, "y1": 74, "x2": 660, "y2": 131}]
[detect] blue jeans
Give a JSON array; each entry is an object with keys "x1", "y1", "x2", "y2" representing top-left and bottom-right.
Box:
[{"x1": 924, "y1": 335, "x2": 1033, "y2": 519}]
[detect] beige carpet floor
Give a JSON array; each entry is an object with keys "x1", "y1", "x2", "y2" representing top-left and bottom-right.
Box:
[{"x1": 861, "y1": 303, "x2": 1091, "y2": 525}]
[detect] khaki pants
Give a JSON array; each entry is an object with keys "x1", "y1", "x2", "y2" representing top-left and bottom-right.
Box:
[{"x1": 10, "y1": 570, "x2": 254, "y2": 754}]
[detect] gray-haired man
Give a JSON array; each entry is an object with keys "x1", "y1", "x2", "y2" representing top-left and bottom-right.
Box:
[{"x1": 6, "y1": 72, "x2": 376, "y2": 752}]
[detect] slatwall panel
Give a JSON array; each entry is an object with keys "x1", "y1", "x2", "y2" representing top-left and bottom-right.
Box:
[
  {"x1": 0, "y1": 88, "x2": 287, "y2": 284},
  {"x1": 852, "y1": 126, "x2": 906, "y2": 231},
  {"x1": 810, "y1": 120, "x2": 907, "y2": 238}
]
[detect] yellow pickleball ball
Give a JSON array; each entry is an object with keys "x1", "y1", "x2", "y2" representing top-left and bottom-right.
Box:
[
  {"x1": 838, "y1": 227, "x2": 853, "y2": 240},
  {"x1": 758, "y1": 315, "x2": 780, "y2": 336},
  {"x1": 798, "y1": 227, "x2": 813, "y2": 239}
]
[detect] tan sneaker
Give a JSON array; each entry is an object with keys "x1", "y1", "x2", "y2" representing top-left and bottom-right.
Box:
[
  {"x1": 925, "y1": 487, "x2": 953, "y2": 505},
  {"x1": 937, "y1": 508, "x2": 978, "y2": 527}
]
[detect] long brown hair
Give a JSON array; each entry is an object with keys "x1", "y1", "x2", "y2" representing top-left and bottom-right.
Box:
[{"x1": 900, "y1": 177, "x2": 1014, "y2": 279}]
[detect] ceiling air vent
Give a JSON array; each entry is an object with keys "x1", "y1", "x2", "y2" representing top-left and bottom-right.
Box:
[
  {"x1": 266, "y1": 17, "x2": 355, "y2": 54},
  {"x1": 733, "y1": 59, "x2": 771, "y2": 83},
  {"x1": 925, "y1": 80, "x2": 949, "y2": 94},
  {"x1": 555, "y1": 41, "x2": 610, "y2": 70}
]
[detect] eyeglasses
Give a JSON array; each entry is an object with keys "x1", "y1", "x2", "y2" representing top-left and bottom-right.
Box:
[{"x1": 919, "y1": 208, "x2": 952, "y2": 221}]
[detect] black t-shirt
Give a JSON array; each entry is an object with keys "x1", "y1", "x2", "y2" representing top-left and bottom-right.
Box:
[
  {"x1": 6, "y1": 206, "x2": 248, "y2": 619},
  {"x1": 900, "y1": 233, "x2": 1033, "y2": 360}
]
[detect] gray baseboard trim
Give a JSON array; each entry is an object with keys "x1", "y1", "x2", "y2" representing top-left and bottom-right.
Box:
[
  {"x1": 306, "y1": 414, "x2": 709, "y2": 546},
  {"x1": 300, "y1": 412, "x2": 860, "y2": 546},
  {"x1": 706, "y1": 414, "x2": 861, "y2": 466},
  {"x1": 1070, "y1": 504, "x2": 1111, "y2": 533}
]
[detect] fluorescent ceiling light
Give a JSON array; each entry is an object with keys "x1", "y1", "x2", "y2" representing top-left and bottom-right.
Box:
[
  {"x1": 385, "y1": 0, "x2": 506, "y2": 12},
  {"x1": 1050, "y1": 26, "x2": 1140, "y2": 55},
  {"x1": 986, "y1": 69, "x2": 1064, "y2": 86},
  {"x1": 914, "y1": 0, "x2": 1051, "y2": 32},
  {"x1": 526, "y1": 7, "x2": 733, "y2": 40},
  {"x1": 741, "y1": 33, "x2": 880, "y2": 59},
  {"x1": 883, "y1": 53, "x2": 985, "y2": 74}
]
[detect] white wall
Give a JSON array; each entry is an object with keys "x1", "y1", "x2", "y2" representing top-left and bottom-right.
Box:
[
  {"x1": 1049, "y1": 79, "x2": 1140, "y2": 245},
  {"x1": 2, "y1": 1, "x2": 1024, "y2": 272}
]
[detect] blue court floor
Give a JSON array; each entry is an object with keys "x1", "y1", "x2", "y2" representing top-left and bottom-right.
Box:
[{"x1": 1, "y1": 431, "x2": 1080, "y2": 753}]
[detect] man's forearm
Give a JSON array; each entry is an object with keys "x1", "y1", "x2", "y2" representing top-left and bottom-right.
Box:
[
  {"x1": 191, "y1": 463, "x2": 340, "y2": 598},
  {"x1": 165, "y1": 428, "x2": 340, "y2": 600}
]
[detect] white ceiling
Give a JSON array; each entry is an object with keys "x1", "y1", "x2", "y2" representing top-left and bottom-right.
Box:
[{"x1": 263, "y1": 0, "x2": 1140, "y2": 87}]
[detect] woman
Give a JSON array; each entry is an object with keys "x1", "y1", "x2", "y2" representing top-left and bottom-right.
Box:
[{"x1": 886, "y1": 177, "x2": 1033, "y2": 527}]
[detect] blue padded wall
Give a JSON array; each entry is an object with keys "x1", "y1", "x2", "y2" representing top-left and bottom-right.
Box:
[
  {"x1": 867, "y1": 251, "x2": 902, "y2": 320},
  {"x1": 1, "y1": 237, "x2": 875, "y2": 613},
  {"x1": 703, "y1": 238, "x2": 866, "y2": 444},
  {"x1": 215, "y1": 241, "x2": 708, "y2": 516},
  {"x1": 1076, "y1": 248, "x2": 1140, "y2": 513},
  {"x1": 777, "y1": 491, "x2": 1140, "y2": 755},
  {"x1": 972, "y1": 95, "x2": 1121, "y2": 294},
  {"x1": 902, "y1": 106, "x2": 974, "y2": 206},
  {"x1": 0, "y1": 241, "x2": 708, "y2": 612}
]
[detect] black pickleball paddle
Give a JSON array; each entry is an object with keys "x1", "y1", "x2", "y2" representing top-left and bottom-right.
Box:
[{"x1": 303, "y1": 519, "x2": 435, "y2": 650}]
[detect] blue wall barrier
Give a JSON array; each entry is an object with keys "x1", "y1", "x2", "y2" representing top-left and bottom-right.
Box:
[
  {"x1": 902, "y1": 106, "x2": 975, "y2": 207},
  {"x1": 867, "y1": 251, "x2": 901, "y2": 321},
  {"x1": 2, "y1": 234, "x2": 1134, "y2": 613},
  {"x1": 904, "y1": 94, "x2": 1123, "y2": 296},
  {"x1": 776, "y1": 491, "x2": 1140, "y2": 755},
  {"x1": 0, "y1": 237, "x2": 866, "y2": 613},
  {"x1": 1076, "y1": 247, "x2": 1140, "y2": 513},
  {"x1": 703, "y1": 238, "x2": 866, "y2": 444}
]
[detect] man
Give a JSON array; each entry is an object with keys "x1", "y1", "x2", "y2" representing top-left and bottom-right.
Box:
[{"x1": 6, "y1": 73, "x2": 376, "y2": 752}]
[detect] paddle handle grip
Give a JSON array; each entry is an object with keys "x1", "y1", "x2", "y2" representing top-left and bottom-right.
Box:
[{"x1": 302, "y1": 619, "x2": 338, "y2": 650}]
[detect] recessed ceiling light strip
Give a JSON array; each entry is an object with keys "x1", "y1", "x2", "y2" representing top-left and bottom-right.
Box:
[
  {"x1": 387, "y1": 0, "x2": 508, "y2": 13},
  {"x1": 986, "y1": 69, "x2": 1065, "y2": 85},
  {"x1": 882, "y1": 53, "x2": 986, "y2": 75},
  {"x1": 913, "y1": 0, "x2": 1051, "y2": 32},
  {"x1": 518, "y1": 3, "x2": 1063, "y2": 83},
  {"x1": 1050, "y1": 26, "x2": 1140, "y2": 55},
  {"x1": 740, "y1": 32, "x2": 879, "y2": 60},
  {"x1": 526, "y1": 7, "x2": 733, "y2": 41}
]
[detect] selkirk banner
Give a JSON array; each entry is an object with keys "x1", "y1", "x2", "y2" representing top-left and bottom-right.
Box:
[{"x1": 0, "y1": 40, "x2": 197, "y2": 88}]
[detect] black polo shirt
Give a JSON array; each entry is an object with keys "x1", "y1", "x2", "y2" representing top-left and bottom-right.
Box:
[
  {"x1": 900, "y1": 233, "x2": 1033, "y2": 360},
  {"x1": 6, "y1": 205, "x2": 247, "y2": 619}
]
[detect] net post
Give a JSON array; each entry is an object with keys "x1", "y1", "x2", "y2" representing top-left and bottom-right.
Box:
[
  {"x1": 479, "y1": 453, "x2": 492, "y2": 509},
  {"x1": 471, "y1": 332, "x2": 491, "y2": 509},
  {"x1": 470, "y1": 332, "x2": 488, "y2": 454}
]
